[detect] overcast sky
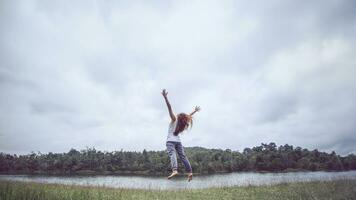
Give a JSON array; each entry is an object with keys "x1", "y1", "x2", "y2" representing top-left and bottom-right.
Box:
[{"x1": 1, "y1": 0, "x2": 356, "y2": 155}]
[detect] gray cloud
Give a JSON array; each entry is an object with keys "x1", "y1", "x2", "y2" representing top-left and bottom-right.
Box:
[{"x1": 0, "y1": 0, "x2": 355, "y2": 155}]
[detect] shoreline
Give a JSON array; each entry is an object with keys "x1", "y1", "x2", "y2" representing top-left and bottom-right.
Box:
[{"x1": 0, "y1": 168, "x2": 353, "y2": 177}]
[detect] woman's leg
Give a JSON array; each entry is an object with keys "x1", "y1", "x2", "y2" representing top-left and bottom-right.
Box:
[
  {"x1": 175, "y1": 142, "x2": 192, "y2": 173},
  {"x1": 166, "y1": 142, "x2": 178, "y2": 178}
]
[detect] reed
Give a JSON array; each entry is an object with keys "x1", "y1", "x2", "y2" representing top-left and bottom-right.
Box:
[{"x1": 1, "y1": 179, "x2": 356, "y2": 200}]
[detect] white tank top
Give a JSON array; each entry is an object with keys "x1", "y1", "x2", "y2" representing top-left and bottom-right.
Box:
[{"x1": 166, "y1": 120, "x2": 181, "y2": 142}]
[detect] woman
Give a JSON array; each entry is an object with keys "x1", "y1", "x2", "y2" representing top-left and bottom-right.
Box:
[{"x1": 161, "y1": 89, "x2": 201, "y2": 182}]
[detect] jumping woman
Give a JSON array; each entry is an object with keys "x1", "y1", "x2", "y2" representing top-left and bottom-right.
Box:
[{"x1": 161, "y1": 89, "x2": 201, "y2": 182}]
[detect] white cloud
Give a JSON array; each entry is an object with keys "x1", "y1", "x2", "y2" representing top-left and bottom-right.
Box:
[{"x1": 0, "y1": 0, "x2": 355, "y2": 155}]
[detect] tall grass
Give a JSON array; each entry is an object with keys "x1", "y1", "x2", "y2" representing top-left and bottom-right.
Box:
[{"x1": 1, "y1": 179, "x2": 356, "y2": 200}]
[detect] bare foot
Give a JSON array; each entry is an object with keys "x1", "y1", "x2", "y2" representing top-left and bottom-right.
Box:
[
  {"x1": 187, "y1": 173, "x2": 193, "y2": 182},
  {"x1": 167, "y1": 170, "x2": 178, "y2": 179}
]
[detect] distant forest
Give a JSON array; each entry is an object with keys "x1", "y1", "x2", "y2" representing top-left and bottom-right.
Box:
[{"x1": 1, "y1": 143, "x2": 356, "y2": 175}]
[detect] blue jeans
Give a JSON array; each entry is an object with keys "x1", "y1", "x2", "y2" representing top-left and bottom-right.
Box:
[{"x1": 166, "y1": 141, "x2": 192, "y2": 173}]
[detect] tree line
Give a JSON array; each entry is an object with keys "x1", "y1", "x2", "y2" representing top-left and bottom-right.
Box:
[{"x1": 1, "y1": 143, "x2": 356, "y2": 175}]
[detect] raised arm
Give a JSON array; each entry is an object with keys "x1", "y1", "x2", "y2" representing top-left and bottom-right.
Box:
[
  {"x1": 189, "y1": 106, "x2": 201, "y2": 116},
  {"x1": 162, "y1": 89, "x2": 176, "y2": 122}
]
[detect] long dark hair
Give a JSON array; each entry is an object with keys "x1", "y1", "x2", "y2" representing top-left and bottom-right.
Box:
[{"x1": 173, "y1": 113, "x2": 193, "y2": 136}]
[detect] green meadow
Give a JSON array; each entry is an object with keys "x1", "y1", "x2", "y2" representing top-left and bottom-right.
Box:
[{"x1": 1, "y1": 179, "x2": 356, "y2": 200}]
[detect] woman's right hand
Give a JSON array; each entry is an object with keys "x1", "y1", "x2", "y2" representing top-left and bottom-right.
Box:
[{"x1": 162, "y1": 89, "x2": 168, "y2": 97}]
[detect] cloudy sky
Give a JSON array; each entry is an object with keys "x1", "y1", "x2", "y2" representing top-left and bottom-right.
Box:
[{"x1": 1, "y1": 0, "x2": 356, "y2": 155}]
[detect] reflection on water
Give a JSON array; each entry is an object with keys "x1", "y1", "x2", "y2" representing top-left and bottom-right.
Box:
[{"x1": 1, "y1": 171, "x2": 356, "y2": 190}]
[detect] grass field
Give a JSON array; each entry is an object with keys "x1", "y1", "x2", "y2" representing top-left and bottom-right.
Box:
[{"x1": 1, "y1": 179, "x2": 356, "y2": 200}]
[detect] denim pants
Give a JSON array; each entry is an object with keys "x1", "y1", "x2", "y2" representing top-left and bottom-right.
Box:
[{"x1": 166, "y1": 141, "x2": 192, "y2": 173}]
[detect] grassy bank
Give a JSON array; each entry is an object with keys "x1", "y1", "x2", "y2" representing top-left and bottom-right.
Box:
[{"x1": 1, "y1": 180, "x2": 356, "y2": 200}]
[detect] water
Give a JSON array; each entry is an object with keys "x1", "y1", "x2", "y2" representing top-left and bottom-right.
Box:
[{"x1": 1, "y1": 171, "x2": 356, "y2": 190}]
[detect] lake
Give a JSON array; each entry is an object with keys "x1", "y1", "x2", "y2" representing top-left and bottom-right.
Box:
[{"x1": 1, "y1": 171, "x2": 356, "y2": 190}]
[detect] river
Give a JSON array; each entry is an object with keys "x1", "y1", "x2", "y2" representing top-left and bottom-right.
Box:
[{"x1": 1, "y1": 171, "x2": 356, "y2": 190}]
